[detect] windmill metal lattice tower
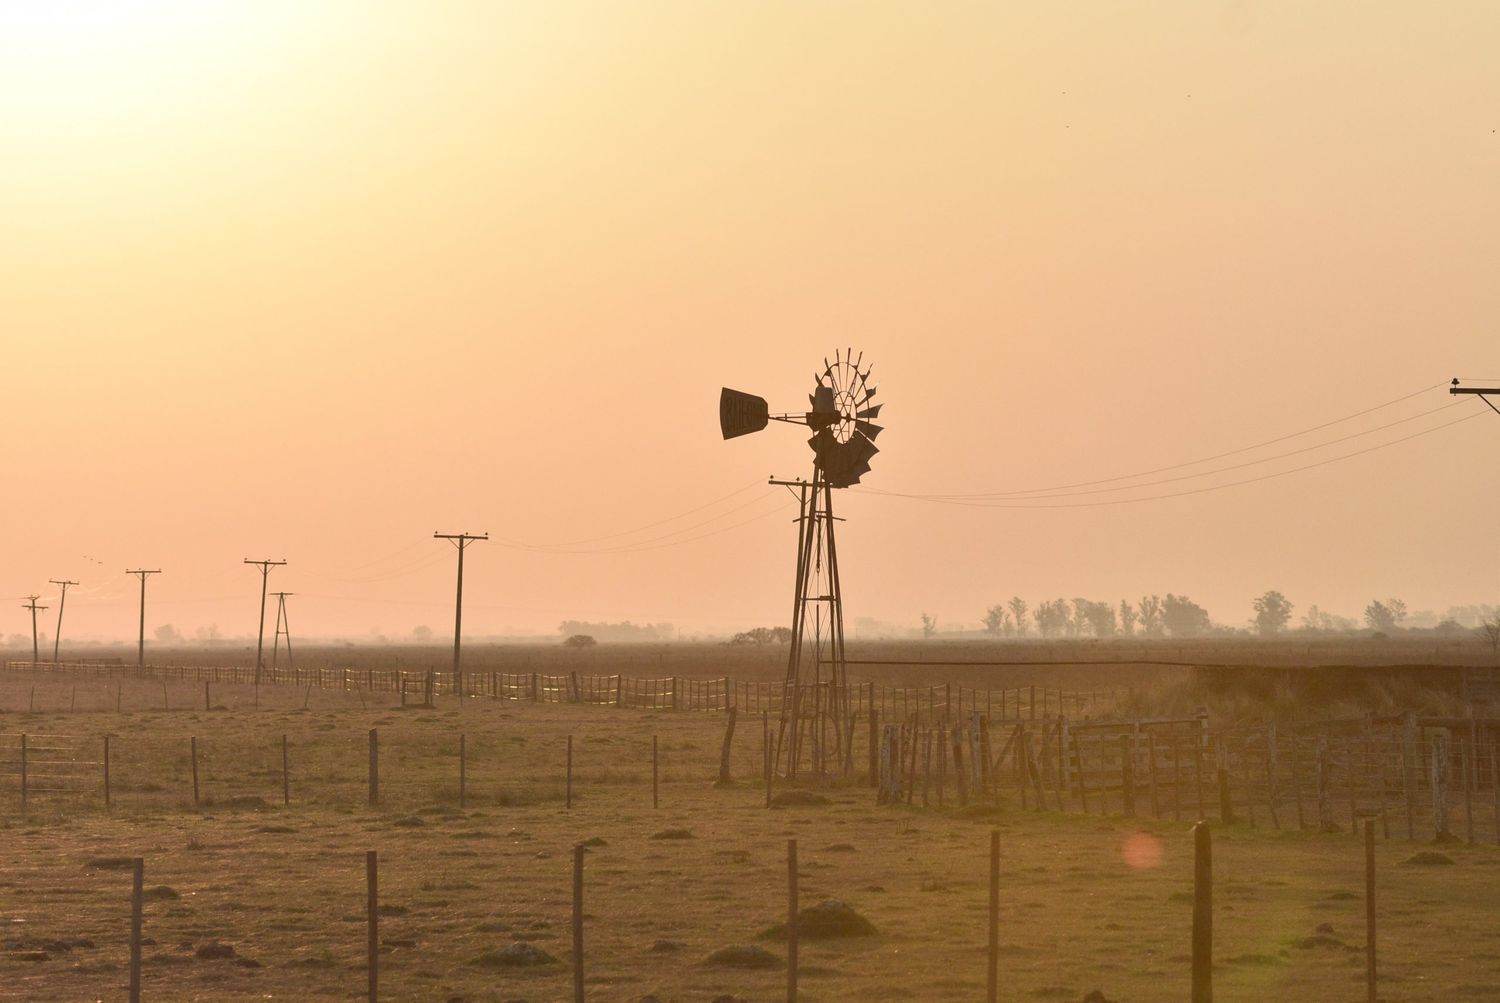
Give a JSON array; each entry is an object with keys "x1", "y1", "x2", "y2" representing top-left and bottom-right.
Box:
[{"x1": 720, "y1": 349, "x2": 883, "y2": 777}]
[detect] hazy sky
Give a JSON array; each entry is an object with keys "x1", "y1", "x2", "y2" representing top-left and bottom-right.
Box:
[{"x1": 3, "y1": 2, "x2": 1497, "y2": 642}]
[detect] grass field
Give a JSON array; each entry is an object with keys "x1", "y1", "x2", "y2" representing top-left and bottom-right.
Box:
[{"x1": 2, "y1": 672, "x2": 1500, "y2": 1002}]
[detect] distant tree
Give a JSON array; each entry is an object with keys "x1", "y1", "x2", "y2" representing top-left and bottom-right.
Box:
[
  {"x1": 1480, "y1": 616, "x2": 1500, "y2": 659},
  {"x1": 1251, "y1": 591, "x2": 1294, "y2": 636},
  {"x1": 1162, "y1": 594, "x2": 1211, "y2": 637},
  {"x1": 412, "y1": 624, "x2": 433, "y2": 642},
  {"x1": 1070, "y1": 598, "x2": 1091, "y2": 638},
  {"x1": 771, "y1": 626, "x2": 793, "y2": 643},
  {"x1": 1364, "y1": 600, "x2": 1396, "y2": 633},
  {"x1": 563, "y1": 634, "x2": 597, "y2": 648},
  {"x1": 1084, "y1": 601, "x2": 1117, "y2": 638},
  {"x1": 194, "y1": 623, "x2": 223, "y2": 643},
  {"x1": 1118, "y1": 600, "x2": 1138, "y2": 637},
  {"x1": 153, "y1": 623, "x2": 182, "y2": 643},
  {"x1": 1302, "y1": 605, "x2": 1330, "y2": 631},
  {"x1": 1364, "y1": 599, "x2": 1407, "y2": 633},
  {"x1": 1008, "y1": 597, "x2": 1029, "y2": 637},
  {"x1": 920, "y1": 613, "x2": 938, "y2": 639},
  {"x1": 731, "y1": 627, "x2": 777, "y2": 645},
  {"x1": 982, "y1": 605, "x2": 1007, "y2": 636},
  {"x1": 1032, "y1": 602, "x2": 1049, "y2": 638},
  {"x1": 1137, "y1": 595, "x2": 1164, "y2": 637}
]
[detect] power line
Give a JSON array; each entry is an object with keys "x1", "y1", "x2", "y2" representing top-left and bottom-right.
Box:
[
  {"x1": 871, "y1": 380, "x2": 1447, "y2": 501},
  {"x1": 494, "y1": 479, "x2": 765, "y2": 550},
  {"x1": 869, "y1": 409, "x2": 1485, "y2": 509},
  {"x1": 494, "y1": 489, "x2": 784, "y2": 554},
  {"x1": 883, "y1": 398, "x2": 1467, "y2": 503}
]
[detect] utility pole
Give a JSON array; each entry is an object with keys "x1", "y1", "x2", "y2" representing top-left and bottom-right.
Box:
[
  {"x1": 1451, "y1": 379, "x2": 1500, "y2": 416},
  {"x1": 244, "y1": 559, "x2": 287, "y2": 686},
  {"x1": 126, "y1": 570, "x2": 160, "y2": 674},
  {"x1": 48, "y1": 579, "x2": 78, "y2": 664},
  {"x1": 270, "y1": 592, "x2": 294, "y2": 671},
  {"x1": 22, "y1": 596, "x2": 48, "y2": 670},
  {"x1": 434, "y1": 532, "x2": 487, "y2": 683}
]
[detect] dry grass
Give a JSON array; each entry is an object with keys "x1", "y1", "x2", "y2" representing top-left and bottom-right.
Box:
[{"x1": 1, "y1": 686, "x2": 1499, "y2": 1001}]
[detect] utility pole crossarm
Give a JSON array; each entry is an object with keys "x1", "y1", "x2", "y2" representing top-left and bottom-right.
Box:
[{"x1": 1450, "y1": 380, "x2": 1500, "y2": 416}]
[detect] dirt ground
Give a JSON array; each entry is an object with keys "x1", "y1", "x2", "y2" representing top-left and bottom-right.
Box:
[{"x1": 1, "y1": 683, "x2": 1499, "y2": 1002}]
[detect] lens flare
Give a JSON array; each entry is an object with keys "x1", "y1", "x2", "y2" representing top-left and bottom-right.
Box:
[{"x1": 1121, "y1": 831, "x2": 1163, "y2": 871}]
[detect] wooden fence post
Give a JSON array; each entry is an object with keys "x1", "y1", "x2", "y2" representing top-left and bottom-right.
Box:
[
  {"x1": 787, "y1": 838, "x2": 799, "y2": 1003},
  {"x1": 191, "y1": 736, "x2": 200, "y2": 805},
  {"x1": 1464, "y1": 727, "x2": 1477, "y2": 844},
  {"x1": 987, "y1": 829, "x2": 1000, "y2": 1003},
  {"x1": 1432, "y1": 735, "x2": 1450, "y2": 840},
  {"x1": 130, "y1": 857, "x2": 144, "y2": 1003},
  {"x1": 1317, "y1": 735, "x2": 1333, "y2": 831},
  {"x1": 718, "y1": 707, "x2": 737, "y2": 785},
  {"x1": 20, "y1": 734, "x2": 28, "y2": 810},
  {"x1": 1402, "y1": 713, "x2": 1417, "y2": 840},
  {"x1": 104, "y1": 734, "x2": 111, "y2": 808},
  {"x1": 566, "y1": 735, "x2": 574, "y2": 810},
  {"x1": 1364, "y1": 819, "x2": 1377, "y2": 1003},
  {"x1": 459, "y1": 734, "x2": 466, "y2": 810},
  {"x1": 763, "y1": 711, "x2": 772, "y2": 808},
  {"x1": 1121, "y1": 734, "x2": 1136, "y2": 817},
  {"x1": 282, "y1": 734, "x2": 290, "y2": 806},
  {"x1": 952, "y1": 727, "x2": 969, "y2": 807},
  {"x1": 1073, "y1": 732, "x2": 1089, "y2": 813},
  {"x1": 1193, "y1": 735, "x2": 1205, "y2": 820},
  {"x1": 366, "y1": 850, "x2": 378, "y2": 1003},
  {"x1": 1192, "y1": 821, "x2": 1212, "y2": 1003},
  {"x1": 868, "y1": 709, "x2": 880, "y2": 787},
  {"x1": 652, "y1": 735, "x2": 659, "y2": 809},
  {"x1": 368, "y1": 729, "x2": 379, "y2": 807},
  {"x1": 204, "y1": 680, "x2": 210, "y2": 711},
  {"x1": 573, "y1": 842, "x2": 586, "y2": 1003}
]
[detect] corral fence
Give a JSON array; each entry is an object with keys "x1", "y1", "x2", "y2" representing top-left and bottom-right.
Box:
[
  {"x1": 877, "y1": 708, "x2": 1500, "y2": 844},
  {"x1": 0, "y1": 660, "x2": 1120, "y2": 721}
]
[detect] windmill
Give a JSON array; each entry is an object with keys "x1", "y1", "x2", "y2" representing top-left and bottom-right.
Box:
[{"x1": 720, "y1": 349, "x2": 882, "y2": 778}]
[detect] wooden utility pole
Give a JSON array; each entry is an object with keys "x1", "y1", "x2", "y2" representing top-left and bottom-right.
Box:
[
  {"x1": 243, "y1": 559, "x2": 286, "y2": 686},
  {"x1": 22, "y1": 596, "x2": 47, "y2": 669},
  {"x1": 48, "y1": 579, "x2": 77, "y2": 664},
  {"x1": 270, "y1": 592, "x2": 295, "y2": 671},
  {"x1": 126, "y1": 570, "x2": 160, "y2": 673},
  {"x1": 434, "y1": 532, "x2": 487, "y2": 682}
]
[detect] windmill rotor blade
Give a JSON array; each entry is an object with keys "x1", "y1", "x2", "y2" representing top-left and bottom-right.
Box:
[
  {"x1": 855, "y1": 420, "x2": 883, "y2": 441},
  {"x1": 719, "y1": 388, "x2": 770, "y2": 440},
  {"x1": 856, "y1": 385, "x2": 878, "y2": 406},
  {"x1": 856, "y1": 403, "x2": 883, "y2": 420}
]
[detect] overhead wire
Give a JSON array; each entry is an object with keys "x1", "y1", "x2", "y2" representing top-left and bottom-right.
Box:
[
  {"x1": 865, "y1": 380, "x2": 1447, "y2": 501},
  {"x1": 881, "y1": 398, "x2": 1468, "y2": 503},
  {"x1": 871, "y1": 408, "x2": 1485, "y2": 509}
]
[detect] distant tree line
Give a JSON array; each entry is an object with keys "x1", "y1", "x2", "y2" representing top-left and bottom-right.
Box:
[
  {"x1": 970, "y1": 594, "x2": 1499, "y2": 640},
  {"x1": 729, "y1": 626, "x2": 793, "y2": 646},
  {"x1": 557, "y1": 620, "x2": 675, "y2": 643}
]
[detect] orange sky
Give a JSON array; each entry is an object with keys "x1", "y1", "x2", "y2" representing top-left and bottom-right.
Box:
[{"x1": 2, "y1": 2, "x2": 1497, "y2": 642}]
